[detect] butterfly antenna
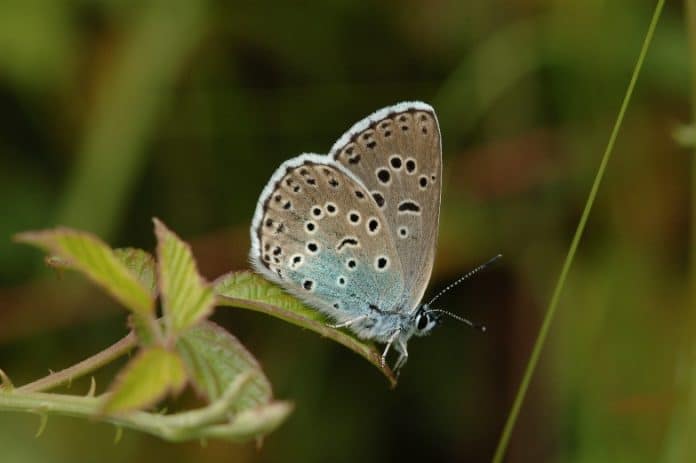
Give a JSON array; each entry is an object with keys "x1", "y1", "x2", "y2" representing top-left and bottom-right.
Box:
[
  {"x1": 425, "y1": 309, "x2": 487, "y2": 332},
  {"x1": 426, "y1": 254, "x2": 503, "y2": 306}
]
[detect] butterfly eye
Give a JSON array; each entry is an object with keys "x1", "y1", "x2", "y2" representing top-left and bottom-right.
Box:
[{"x1": 417, "y1": 314, "x2": 429, "y2": 331}]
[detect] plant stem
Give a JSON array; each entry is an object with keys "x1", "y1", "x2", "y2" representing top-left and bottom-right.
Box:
[
  {"x1": 0, "y1": 385, "x2": 292, "y2": 442},
  {"x1": 685, "y1": 0, "x2": 696, "y2": 459},
  {"x1": 17, "y1": 332, "x2": 137, "y2": 393},
  {"x1": 687, "y1": 0, "x2": 696, "y2": 338},
  {"x1": 491, "y1": 1, "x2": 666, "y2": 462}
]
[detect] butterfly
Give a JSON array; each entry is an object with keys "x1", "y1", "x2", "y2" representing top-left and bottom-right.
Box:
[{"x1": 250, "y1": 101, "x2": 488, "y2": 373}]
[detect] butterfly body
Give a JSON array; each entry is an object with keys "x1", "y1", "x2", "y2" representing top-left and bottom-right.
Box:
[{"x1": 250, "y1": 102, "x2": 442, "y2": 371}]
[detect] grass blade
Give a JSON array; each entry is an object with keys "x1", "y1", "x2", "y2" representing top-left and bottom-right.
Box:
[{"x1": 491, "y1": 1, "x2": 666, "y2": 461}]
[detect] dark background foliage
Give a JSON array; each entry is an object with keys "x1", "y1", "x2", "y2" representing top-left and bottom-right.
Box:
[{"x1": 0, "y1": 1, "x2": 692, "y2": 462}]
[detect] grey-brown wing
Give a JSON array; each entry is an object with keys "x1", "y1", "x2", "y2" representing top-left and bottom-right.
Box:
[
  {"x1": 249, "y1": 154, "x2": 405, "y2": 324},
  {"x1": 329, "y1": 102, "x2": 442, "y2": 312}
]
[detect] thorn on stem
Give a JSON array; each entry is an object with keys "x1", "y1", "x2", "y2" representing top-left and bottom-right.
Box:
[
  {"x1": 0, "y1": 368, "x2": 14, "y2": 391},
  {"x1": 34, "y1": 412, "x2": 48, "y2": 438},
  {"x1": 113, "y1": 426, "x2": 123, "y2": 444},
  {"x1": 86, "y1": 377, "x2": 96, "y2": 397}
]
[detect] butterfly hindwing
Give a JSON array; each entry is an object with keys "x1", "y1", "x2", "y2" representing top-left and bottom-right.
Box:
[
  {"x1": 250, "y1": 154, "x2": 405, "y2": 325},
  {"x1": 330, "y1": 102, "x2": 442, "y2": 312}
]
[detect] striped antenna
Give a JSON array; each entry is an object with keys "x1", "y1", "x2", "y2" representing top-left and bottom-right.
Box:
[
  {"x1": 424, "y1": 309, "x2": 487, "y2": 332},
  {"x1": 426, "y1": 254, "x2": 502, "y2": 307}
]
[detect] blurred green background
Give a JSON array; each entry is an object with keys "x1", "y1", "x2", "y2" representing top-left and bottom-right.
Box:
[{"x1": 0, "y1": 1, "x2": 693, "y2": 462}]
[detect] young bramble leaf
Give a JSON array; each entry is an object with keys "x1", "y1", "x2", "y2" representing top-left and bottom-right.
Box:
[
  {"x1": 114, "y1": 248, "x2": 159, "y2": 344},
  {"x1": 214, "y1": 271, "x2": 396, "y2": 387},
  {"x1": 177, "y1": 321, "x2": 272, "y2": 411},
  {"x1": 113, "y1": 248, "x2": 157, "y2": 296},
  {"x1": 40, "y1": 244, "x2": 160, "y2": 343},
  {"x1": 44, "y1": 247, "x2": 157, "y2": 295},
  {"x1": 102, "y1": 347, "x2": 186, "y2": 415},
  {"x1": 154, "y1": 218, "x2": 215, "y2": 335},
  {"x1": 15, "y1": 228, "x2": 154, "y2": 317},
  {"x1": 194, "y1": 401, "x2": 294, "y2": 442},
  {"x1": 215, "y1": 271, "x2": 320, "y2": 320}
]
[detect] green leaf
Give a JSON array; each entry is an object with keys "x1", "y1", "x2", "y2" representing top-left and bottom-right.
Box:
[
  {"x1": 102, "y1": 347, "x2": 186, "y2": 415},
  {"x1": 154, "y1": 218, "x2": 215, "y2": 335},
  {"x1": 194, "y1": 401, "x2": 294, "y2": 442},
  {"x1": 36, "y1": 243, "x2": 159, "y2": 343},
  {"x1": 15, "y1": 228, "x2": 154, "y2": 316},
  {"x1": 114, "y1": 248, "x2": 159, "y2": 345},
  {"x1": 177, "y1": 321, "x2": 272, "y2": 411},
  {"x1": 214, "y1": 271, "x2": 396, "y2": 387},
  {"x1": 113, "y1": 248, "x2": 157, "y2": 296},
  {"x1": 41, "y1": 247, "x2": 155, "y2": 293}
]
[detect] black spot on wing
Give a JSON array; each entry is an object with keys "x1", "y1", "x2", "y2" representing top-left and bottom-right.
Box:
[
  {"x1": 398, "y1": 201, "x2": 421, "y2": 213},
  {"x1": 337, "y1": 237, "x2": 359, "y2": 251}
]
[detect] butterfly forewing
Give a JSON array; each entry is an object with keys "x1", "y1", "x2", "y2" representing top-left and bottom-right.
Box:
[
  {"x1": 330, "y1": 102, "x2": 442, "y2": 312},
  {"x1": 250, "y1": 154, "x2": 405, "y2": 324}
]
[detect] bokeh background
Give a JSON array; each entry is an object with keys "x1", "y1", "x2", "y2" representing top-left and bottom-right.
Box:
[{"x1": 0, "y1": 1, "x2": 693, "y2": 462}]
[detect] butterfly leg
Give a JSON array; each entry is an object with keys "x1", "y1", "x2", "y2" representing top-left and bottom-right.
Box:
[
  {"x1": 329, "y1": 315, "x2": 368, "y2": 329},
  {"x1": 393, "y1": 338, "x2": 409, "y2": 373},
  {"x1": 381, "y1": 329, "x2": 401, "y2": 367}
]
